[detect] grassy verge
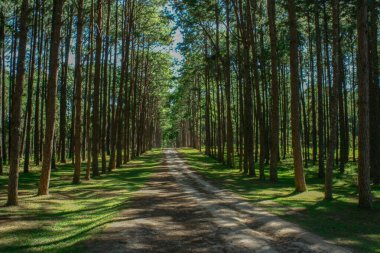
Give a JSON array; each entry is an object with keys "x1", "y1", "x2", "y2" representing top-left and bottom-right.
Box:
[
  {"x1": 178, "y1": 148, "x2": 380, "y2": 253},
  {"x1": 0, "y1": 149, "x2": 162, "y2": 253}
]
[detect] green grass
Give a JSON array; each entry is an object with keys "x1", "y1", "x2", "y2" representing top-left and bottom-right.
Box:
[
  {"x1": 0, "y1": 149, "x2": 163, "y2": 253},
  {"x1": 178, "y1": 148, "x2": 380, "y2": 253}
]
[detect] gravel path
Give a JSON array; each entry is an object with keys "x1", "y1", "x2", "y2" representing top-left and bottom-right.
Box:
[{"x1": 83, "y1": 149, "x2": 351, "y2": 253}]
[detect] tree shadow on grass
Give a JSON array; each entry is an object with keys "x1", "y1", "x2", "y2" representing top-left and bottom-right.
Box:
[
  {"x1": 178, "y1": 148, "x2": 380, "y2": 253},
  {"x1": 0, "y1": 150, "x2": 163, "y2": 253}
]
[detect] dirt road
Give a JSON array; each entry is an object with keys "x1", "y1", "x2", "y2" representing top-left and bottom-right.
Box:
[{"x1": 83, "y1": 149, "x2": 350, "y2": 253}]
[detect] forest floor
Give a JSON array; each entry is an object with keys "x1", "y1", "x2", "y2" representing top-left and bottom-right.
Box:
[
  {"x1": 0, "y1": 150, "x2": 162, "y2": 253},
  {"x1": 1, "y1": 149, "x2": 377, "y2": 252},
  {"x1": 178, "y1": 148, "x2": 380, "y2": 253},
  {"x1": 80, "y1": 149, "x2": 349, "y2": 253}
]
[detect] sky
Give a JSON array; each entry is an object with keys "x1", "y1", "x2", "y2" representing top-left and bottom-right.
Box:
[
  {"x1": 170, "y1": 28, "x2": 184, "y2": 63},
  {"x1": 166, "y1": 3, "x2": 184, "y2": 74}
]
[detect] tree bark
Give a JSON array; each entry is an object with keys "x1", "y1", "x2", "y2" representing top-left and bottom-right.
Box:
[
  {"x1": 325, "y1": 0, "x2": 340, "y2": 200},
  {"x1": 267, "y1": 0, "x2": 279, "y2": 182},
  {"x1": 357, "y1": 0, "x2": 372, "y2": 209},
  {"x1": 7, "y1": 0, "x2": 29, "y2": 205},
  {"x1": 38, "y1": 0, "x2": 65, "y2": 196},
  {"x1": 91, "y1": 0, "x2": 103, "y2": 177},
  {"x1": 287, "y1": 0, "x2": 306, "y2": 192},
  {"x1": 73, "y1": 0, "x2": 84, "y2": 184},
  {"x1": 34, "y1": 1, "x2": 45, "y2": 166},
  {"x1": 0, "y1": 11, "x2": 4, "y2": 175},
  {"x1": 369, "y1": 0, "x2": 380, "y2": 184},
  {"x1": 224, "y1": 0, "x2": 234, "y2": 168},
  {"x1": 59, "y1": 8, "x2": 73, "y2": 164},
  {"x1": 248, "y1": 0, "x2": 265, "y2": 179},
  {"x1": 101, "y1": 0, "x2": 111, "y2": 173},
  {"x1": 24, "y1": 1, "x2": 40, "y2": 173},
  {"x1": 315, "y1": 1, "x2": 324, "y2": 179}
]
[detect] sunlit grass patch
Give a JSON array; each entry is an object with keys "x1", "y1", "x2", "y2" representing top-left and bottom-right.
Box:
[
  {"x1": 178, "y1": 148, "x2": 380, "y2": 253},
  {"x1": 0, "y1": 149, "x2": 163, "y2": 253}
]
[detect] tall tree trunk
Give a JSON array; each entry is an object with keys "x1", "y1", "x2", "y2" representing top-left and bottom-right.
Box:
[
  {"x1": 214, "y1": 1, "x2": 223, "y2": 163},
  {"x1": 224, "y1": 0, "x2": 234, "y2": 168},
  {"x1": 38, "y1": 0, "x2": 65, "y2": 196},
  {"x1": 24, "y1": 1, "x2": 39, "y2": 173},
  {"x1": 351, "y1": 47, "x2": 357, "y2": 163},
  {"x1": 7, "y1": 0, "x2": 29, "y2": 206},
  {"x1": 73, "y1": 0, "x2": 84, "y2": 184},
  {"x1": 204, "y1": 38, "x2": 211, "y2": 156},
  {"x1": 236, "y1": 0, "x2": 255, "y2": 176},
  {"x1": 0, "y1": 11, "x2": 4, "y2": 175},
  {"x1": 86, "y1": 0, "x2": 95, "y2": 180},
  {"x1": 308, "y1": 14, "x2": 317, "y2": 165},
  {"x1": 267, "y1": 0, "x2": 278, "y2": 182},
  {"x1": 101, "y1": 0, "x2": 111, "y2": 173},
  {"x1": 8, "y1": 12, "x2": 18, "y2": 163},
  {"x1": 323, "y1": 3, "x2": 332, "y2": 156},
  {"x1": 109, "y1": 0, "x2": 118, "y2": 164},
  {"x1": 369, "y1": 0, "x2": 380, "y2": 184},
  {"x1": 248, "y1": 0, "x2": 265, "y2": 179},
  {"x1": 91, "y1": 0, "x2": 103, "y2": 177},
  {"x1": 325, "y1": 0, "x2": 340, "y2": 200},
  {"x1": 59, "y1": 8, "x2": 73, "y2": 164},
  {"x1": 34, "y1": 1, "x2": 44, "y2": 165},
  {"x1": 338, "y1": 50, "x2": 347, "y2": 173},
  {"x1": 357, "y1": 0, "x2": 372, "y2": 209},
  {"x1": 315, "y1": 1, "x2": 324, "y2": 178},
  {"x1": 287, "y1": 0, "x2": 306, "y2": 192},
  {"x1": 1, "y1": 22, "x2": 5, "y2": 167}
]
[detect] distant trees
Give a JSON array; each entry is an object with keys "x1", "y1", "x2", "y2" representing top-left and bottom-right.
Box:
[
  {"x1": 2, "y1": 0, "x2": 171, "y2": 205},
  {"x1": 171, "y1": 0, "x2": 378, "y2": 208}
]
